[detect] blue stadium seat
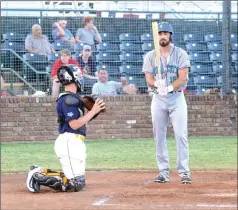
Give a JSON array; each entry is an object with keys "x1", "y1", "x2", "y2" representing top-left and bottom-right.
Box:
[
  {"x1": 127, "y1": 76, "x2": 147, "y2": 89},
  {"x1": 96, "y1": 64, "x2": 120, "y2": 75},
  {"x1": 141, "y1": 33, "x2": 153, "y2": 42},
  {"x1": 204, "y1": 34, "x2": 221, "y2": 42},
  {"x1": 52, "y1": 42, "x2": 73, "y2": 51},
  {"x1": 47, "y1": 53, "x2": 60, "y2": 64},
  {"x1": 82, "y1": 77, "x2": 97, "y2": 90},
  {"x1": 71, "y1": 53, "x2": 80, "y2": 61},
  {"x1": 193, "y1": 75, "x2": 217, "y2": 86},
  {"x1": 119, "y1": 53, "x2": 142, "y2": 63},
  {"x1": 188, "y1": 52, "x2": 210, "y2": 62},
  {"x1": 212, "y1": 64, "x2": 223, "y2": 74},
  {"x1": 100, "y1": 33, "x2": 118, "y2": 42},
  {"x1": 231, "y1": 34, "x2": 237, "y2": 43},
  {"x1": 207, "y1": 42, "x2": 222, "y2": 51},
  {"x1": 190, "y1": 64, "x2": 214, "y2": 75},
  {"x1": 142, "y1": 42, "x2": 154, "y2": 52},
  {"x1": 184, "y1": 34, "x2": 203, "y2": 42},
  {"x1": 119, "y1": 42, "x2": 141, "y2": 52},
  {"x1": 74, "y1": 43, "x2": 85, "y2": 52},
  {"x1": 2, "y1": 41, "x2": 25, "y2": 52},
  {"x1": 119, "y1": 33, "x2": 139, "y2": 42},
  {"x1": 97, "y1": 43, "x2": 119, "y2": 52},
  {"x1": 45, "y1": 65, "x2": 52, "y2": 74},
  {"x1": 23, "y1": 53, "x2": 48, "y2": 62},
  {"x1": 119, "y1": 65, "x2": 143, "y2": 76},
  {"x1": 210, "y1": 52, "x2": 222, "y2": 62},
  {"x1": 232, "y1": 43, "x2": 238, "y2": 51},
  {"x1": 217, "y1": 76, "x2": 237, "y2": 86},
  {"x1": 96, "y1": 52, "x2": 119, "y2": 62},
  {"x1": 3, "y1": 32, "x2": 25, "y2": 42},
  {"x1": 186, "y1": 43, "x2": 206, "y2": 52},
  {"x1": 232, "y1": 53, "x2": 237, "y2": 62}
]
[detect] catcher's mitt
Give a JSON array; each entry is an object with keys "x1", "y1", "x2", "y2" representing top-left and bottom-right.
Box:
[
  {"x1": 123, "y1": 84, "x2": 138, "y2": 95},
  {"x1": 82, "y1": 95, "x2": 105, "y2": 119}
]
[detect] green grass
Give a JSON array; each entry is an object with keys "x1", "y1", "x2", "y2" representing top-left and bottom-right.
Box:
[{"x1": 1, "y1": 137, "x2": 237, "y2": 173}]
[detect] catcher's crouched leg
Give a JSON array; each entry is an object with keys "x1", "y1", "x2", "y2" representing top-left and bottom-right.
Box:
[{"x1": 26, "y1": 165, "x2": 68, "y2": 193}]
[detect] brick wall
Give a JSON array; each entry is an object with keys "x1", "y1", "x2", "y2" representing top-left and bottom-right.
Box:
[{"x1": 0, "y1": 95, "x2": 237, "y2": 142}]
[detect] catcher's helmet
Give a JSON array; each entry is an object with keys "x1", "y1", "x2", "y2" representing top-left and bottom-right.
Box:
[
  {"x1": 57, "y1": 64, "x2": 83, "y2": 92},
  {"x1": 158, "y1": 22, "x2": 173, "y2": 35}
]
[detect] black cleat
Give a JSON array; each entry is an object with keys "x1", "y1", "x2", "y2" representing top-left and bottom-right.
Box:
[
  {"x1": 181, "y1": 174, "x2": 191, "y2": 184},
  {"x1": 154, "y1": 175, "x2": 169, "y2": 183}
]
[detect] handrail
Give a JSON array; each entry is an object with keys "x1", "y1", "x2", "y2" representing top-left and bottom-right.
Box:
[
  {"x1": 1, "y1": 8, "x2": 237, "y2": 15},
  {"x1": 1, "y1": 68, "x2": 37, "y2": 92},
  {"x1": 1, "y1": 49, "x2": 49, "y2": 75}
]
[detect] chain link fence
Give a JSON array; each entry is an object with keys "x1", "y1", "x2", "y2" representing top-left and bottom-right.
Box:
[{"x1": 0, "y1": 7, "x2": 237, "y2": 96}]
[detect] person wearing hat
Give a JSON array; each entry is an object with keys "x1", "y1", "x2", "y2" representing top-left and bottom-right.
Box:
[{"x1": 78, "y1": 45, "x2": 97, "y2": 77}]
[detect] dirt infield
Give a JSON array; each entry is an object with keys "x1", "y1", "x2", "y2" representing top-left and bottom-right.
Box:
[{"x1": 1, "y1": 171, "x2": 237, "y2": 210}]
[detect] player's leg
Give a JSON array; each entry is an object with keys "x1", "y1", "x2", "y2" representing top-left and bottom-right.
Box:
[
  {"x1": 169, "y1": 93, "x2": 191, "y2": 184},
  {"x1": 151, "y1": 95, "x2": 170, "y2": 182},
  {"x1": 26, "y1": 165, "x2": 66, "y2": 192},
  {"x1": 54, "y1": 133, "x2": 86, "y2": 192}
]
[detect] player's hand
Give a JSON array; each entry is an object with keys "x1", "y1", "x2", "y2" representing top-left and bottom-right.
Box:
[
  {"x1": 91, "y1": 98, "x2": 105, "y2": 115},
  {"x1": 154, "y1": 79, "x2": 166, "y2": 88},
  {"x1": 93, "y1": 26, "x2": 98, "y2": 32},
  {"x1": 154, "y1": 79, "x2": 168, "y2": 96}
]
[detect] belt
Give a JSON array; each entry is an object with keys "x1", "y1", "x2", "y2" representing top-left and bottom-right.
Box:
[
  {"x1": 60, "y1": 133, "x2": 85, "y2": 141},
  {"x1": 168, "y1": 90, "x2": 182, "y2": 94}
]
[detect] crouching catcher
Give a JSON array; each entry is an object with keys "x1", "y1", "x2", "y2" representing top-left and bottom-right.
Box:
[{"x1": 26, "y1": 64, "x2": 105, "y2": 193}]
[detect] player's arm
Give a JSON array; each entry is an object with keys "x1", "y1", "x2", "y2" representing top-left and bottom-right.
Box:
[
  {"x1": 170, "y1": 49, "x2": 190, "y2": 91},
  {"x1": 144, "y1": 73, "x2": 156, "y2": 88},
  {"x1": 170, "y1": 68, "x2": 188, "y2": 91}
]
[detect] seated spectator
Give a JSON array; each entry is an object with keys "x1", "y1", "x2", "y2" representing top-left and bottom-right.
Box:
[
  {"x1": 52, "y1": 20, "x2": 75, "y2": 44},
  {"x1": 78, "y1": 45, "x2": 97, "y2": 76},
  {"x1": 25, "y1": 24, "x2": 55, "y2": 55},
  {"x1": 51, "y1": 49, "x2": 82, "y2": 97},
  {"x1": 75, "y1": 16, "x2": 102, "y2": 51},
  {"x1": 92, "y1": 68, "x2": 127, "y2": 95}
]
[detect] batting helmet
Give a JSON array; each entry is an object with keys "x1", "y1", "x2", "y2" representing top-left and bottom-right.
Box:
[
  {"x1": 57, "y1": 64, "x2": 83, "y2": 92},
  {"x1": 158, "y1": 22, "x2": 173, "y2": 35}
]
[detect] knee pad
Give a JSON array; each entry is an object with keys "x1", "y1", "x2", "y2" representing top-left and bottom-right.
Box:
[{"x1": 67, "y1": 176, "x2": 86, "y2": 192}]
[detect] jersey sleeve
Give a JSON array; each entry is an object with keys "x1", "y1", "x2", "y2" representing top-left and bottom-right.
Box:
[
  {"x1": 178, "y1": 49, "x2": 190, "y2": 70},
  {"x1": 142, "y1": 51, "x2": 154, "y2": 74},
  {"x1": 62, "y1": 103, "x2": 80, "y2": 122}
]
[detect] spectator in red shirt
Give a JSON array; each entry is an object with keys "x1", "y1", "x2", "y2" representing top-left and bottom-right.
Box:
[{"x1": 51, "y1": 49, "x2": 82, "y2": 97}]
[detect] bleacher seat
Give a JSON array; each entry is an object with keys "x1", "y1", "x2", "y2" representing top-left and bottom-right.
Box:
[
  {"x1": 217, "y1": 76, "x2": 237, "y2": 86},
  {"x1": 212, "y1": 64, "x2": 223, "y2": 74},
  {"x1": 52, "y1": 42, "x2": 74, "y2": 51},
  {"x1": 119, "y1": 53, "x2": 142, "y2": 63},
  {"x1": 100, "y1": 33, "x2": 118, "y2": 42},
  {"x1": 232, "y1": 53, "x2": 237, "y2": 62},
  {"x1": 96, "y1": 64, "x2": 120, "y2": 75},
  {"x1": 97, "y1": 43, "x2": 119, "y2": 52},
  {"x1": 119, "y1": 33, "x2": 139, "y2": 42},
  {"x1": 2, "y1": 41, "x2": 25, "y2": 52},
  {"x1": 23, "y1": 53, "x2": 49, "y2": 80},
  {"x1": 141, "y1": 33, "x2": 153, "y2": 42},
  {"x1": 207, "y1": 42, "x2": 222, "y2": 51},
  {"x1": 231, "y1": 34, "x2": 237, "y2": 43},
  {"x1": 74, "y1": 43, "x2": 85, "y2": 52},
  {"x1": 126, "y1": 76, "x2": 147, "y2": 89},
  {"x1": 47, "y1": 53, "x2": 60, "y2": 64},
  {"x1": 119, "y1": 65, "x2": 143, "y2": 76},
  {"x1": 3, "y1": 32, "x2": 25, "y2": 42},
  {"x1": 82, "y1": 77, "x2": 97, "y2": 93},
  {"x1": 204, "y1": 34, "x2": 221, "y2": 42},
  {"x1": 190, "y1": 64, "x2": 214, "y2": 75},
  {"x1": 188, "y1": 52, "x2": 210, "y2": 62},
  {"x1": 186, "y1": 43, "x2": 206, "y2": 52},
  {"x1": 184, "y1": 34, "x2": 203, "y2": 42},
  {"x1": 142, "y1": 43, "x2": 154, "y2": 52},
  {"x1": 96, "y1": 52, "x2": 119, "y2": 62},
  {"x1": 232, "y1": 43, "x2": 238, "y2": 51},
  {"x1": 119, "y1": 42, "x2": 141, "y2": 52},
  {"x1": 193, "y1": 75, "x2": 217, "y2": 86},
  {"x1": 210, "y1": 52, "x2": 222, "y2": 62}
]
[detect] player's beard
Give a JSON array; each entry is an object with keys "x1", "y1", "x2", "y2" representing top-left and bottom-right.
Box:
[{"x1": 159, "y1": 39, "x2": 170, "y2": 47}]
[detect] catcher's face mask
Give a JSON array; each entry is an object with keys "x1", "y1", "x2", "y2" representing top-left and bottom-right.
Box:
[{"x1": 57, "y1": 64, "x2": 84, "y2": 92}]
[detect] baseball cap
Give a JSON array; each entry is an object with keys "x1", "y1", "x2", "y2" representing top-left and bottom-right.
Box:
[{"x1": 83, "y1": 45, "x2": 91, "y2": 51}]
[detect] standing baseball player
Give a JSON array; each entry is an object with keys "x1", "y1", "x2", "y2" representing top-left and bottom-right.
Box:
[
  {"x1": 26, "y1": 64, "x2": 105, "y2": 192},
  {"x1": 142, "y1": 22, "x2": 191, "y2": 184}
]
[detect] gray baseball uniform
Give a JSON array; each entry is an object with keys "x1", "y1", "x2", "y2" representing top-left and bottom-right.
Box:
[{"x1": 142, "y1": 44, "x2": 190, "y2": 179}]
